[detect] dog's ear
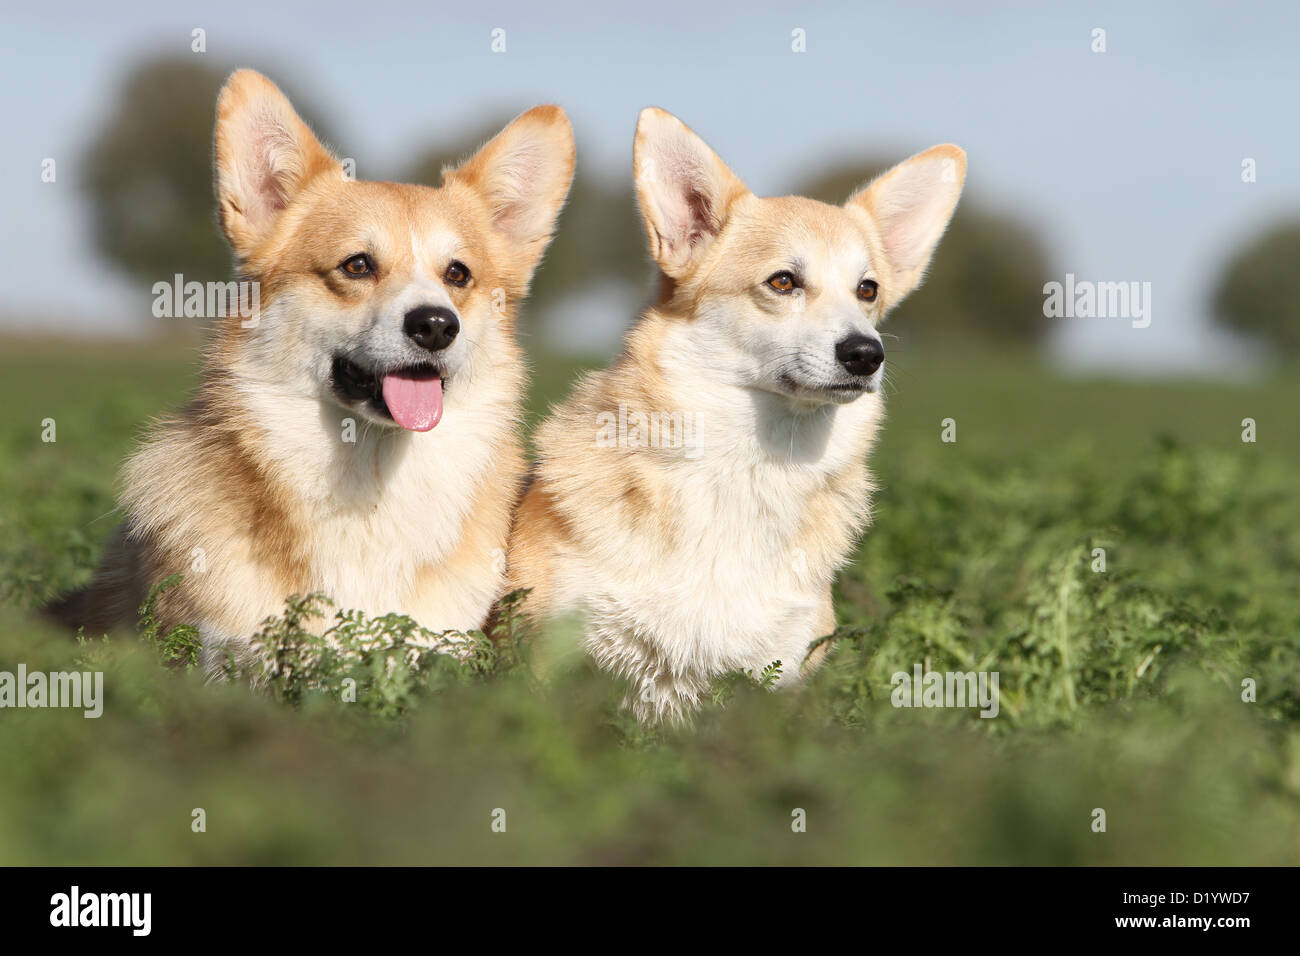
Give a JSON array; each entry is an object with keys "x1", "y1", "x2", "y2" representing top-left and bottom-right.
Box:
[
  {"x1": 444, "y1": 105, "x2": 576, "y2": 270},
  {"x1": 846, "y1": 144, "x2": 966, "y2": 303},
  {"x1": 634, "y1": 108, "x2": 749, "y2": 278},
  {"x1": 214, "y1": 70, "x2": 341, "y2": 260}
]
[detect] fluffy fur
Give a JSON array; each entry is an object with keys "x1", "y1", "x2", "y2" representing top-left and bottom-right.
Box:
[
  {"x1": 46, "y1": 70, "x2": 575, "y2": 670},
  {"x1": 508, "y1": 108, "x2": 965, "y2": 721}
]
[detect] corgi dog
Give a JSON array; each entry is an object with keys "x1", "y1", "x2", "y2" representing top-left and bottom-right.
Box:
[
  {"x1": 45, "y1": 70, "x2": 575, "y2": 670},
  {"x1": 508, "y1": 108, "x2": 964, "y2": 721}
]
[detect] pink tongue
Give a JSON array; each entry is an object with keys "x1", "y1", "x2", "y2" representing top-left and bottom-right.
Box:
[{"x1": 381, "y1": 371, "x2": 443, "y2": 432}]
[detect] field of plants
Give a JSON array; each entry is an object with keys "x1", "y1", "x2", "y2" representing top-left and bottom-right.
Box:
[{"x1": 1, "y1": 337, "x2": 1297, "y2": 864}]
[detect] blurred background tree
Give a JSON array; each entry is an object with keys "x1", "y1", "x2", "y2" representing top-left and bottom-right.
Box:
[
  {"x1": 1212, "y1": 220, "x2": 1300, "y2": 356},
  {"x1": 82, "y1": 56, "x2": 332, "y2": 287},
  {"x1": 798, "y1": 164, "x2": 1052, "y2": 349}
]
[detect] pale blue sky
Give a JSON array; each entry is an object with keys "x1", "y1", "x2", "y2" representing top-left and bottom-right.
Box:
[{"x1": 2, "y1": 0, "x2": 1298, "y2": 373}]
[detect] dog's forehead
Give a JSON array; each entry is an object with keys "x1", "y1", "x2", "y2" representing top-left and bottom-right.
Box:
[
  {"x1": 296, "y1": 179, "x2": 488, "y2": 265},
  {"x1": 398, "y1": 182, "x2": 493, "y2": 268},
  {"x1": 732, "y1": 195, "x2": 872, "y2": 264}
]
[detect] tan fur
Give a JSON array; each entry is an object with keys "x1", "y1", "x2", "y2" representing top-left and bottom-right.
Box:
[
  {"x1": 509, "y1": 108, "x2": 964, "y2": 721},
  {"x1": 46, "y1": 71, "x2": 574, "y2": 667}
]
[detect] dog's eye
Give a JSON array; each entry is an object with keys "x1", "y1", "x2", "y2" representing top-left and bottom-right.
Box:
[
  {"x1": 444, "y1": 261, "x2": 471, "y2": 287},
  {"x1": 857, "y1": 278, "x2": 879, "y2": 302},
  {"x1": 340, "y1": 254, "x2": 373, "y2": 277},
  {"x1": 766, "y1": 272, "x2": 798, "y2": 294}
]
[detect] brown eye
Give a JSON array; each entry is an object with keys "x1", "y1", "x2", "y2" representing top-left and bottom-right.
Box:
[
  {"x1": 340, "y1": 254, "x2": 373, "y2": 277},
  {"x1": 444, "y1": 260, "x2": 471, "y2": 287},
  {"x1": 857, "y1": 278, "x2": 879, "y2": 302},
  {"x1": 766, "y1": 271, "x2": 797, "y2": 294}
]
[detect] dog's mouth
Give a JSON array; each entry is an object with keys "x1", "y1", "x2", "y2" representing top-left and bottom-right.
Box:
[
  {"x1": 777, "y1": 374, "x2": 874, "y2": 400},
  {"x1": 330, "y1": 356, "x2": 445, "y2": 432},
  {"x1": 822, "y1": 382, "x2": 871, "y2": 394}
]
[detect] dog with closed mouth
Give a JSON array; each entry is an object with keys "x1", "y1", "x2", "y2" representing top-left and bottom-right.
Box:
[
  {"x1": 508, "y1": 108, "x2": 965, "y2": 721},
  {"x1": 45, "y1": 70, "x2": 575, "y2": 670}
]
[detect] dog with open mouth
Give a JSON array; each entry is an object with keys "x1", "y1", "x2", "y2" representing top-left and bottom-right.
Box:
[
  {"x1": 44, "y1": 70, "x2": 575, "y2": 670},
  {"x1": 507, "y1": 108, "x2": 964, "y2": 722}
]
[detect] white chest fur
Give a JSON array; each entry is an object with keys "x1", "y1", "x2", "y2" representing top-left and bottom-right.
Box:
[
  {"x1": 233, "y1": 378, "x2": 509, "y2": 629},
  {"x1": 554, "y1": 371, "x2": 883, "y2": 718}
]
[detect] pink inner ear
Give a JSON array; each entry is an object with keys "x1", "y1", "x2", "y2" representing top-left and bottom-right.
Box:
[
  {"x1": 493, "y1": 202, "x2": 528, "y2": 236},
  {"x1": 239, "y1": 116, "x2": 297, "y2": 230},
  {"x1": 487, "y1": 140, "x2": 552, "y2": 242},
  {"x1": 657, "y1": 163, "x2": 717, "y2": 255},
  {"x1": 682, "y1": 187, "x2": 717, "y2": 249},
  {"x1": 878, "y1": 165, "x2": 956, "y2": 272},
  {"x1": 253, "y1": 164, "x2": 289, "y2": 214}
]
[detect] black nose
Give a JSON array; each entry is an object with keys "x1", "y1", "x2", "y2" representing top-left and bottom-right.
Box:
[
  {"x1": 403, "y1": 305, "x2": 460, "y2": 352},
  {"x1": 835, "y1": 334, "x2": 885, "y2": 376}
]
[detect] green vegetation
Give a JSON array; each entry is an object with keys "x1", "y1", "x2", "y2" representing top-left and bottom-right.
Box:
[
  {"x1": 1, "y1": 339, "x2": 1297, "y2": 864},
  {"x1": 1213, "y1": 220, "x2": 1300, "y2": 356}
]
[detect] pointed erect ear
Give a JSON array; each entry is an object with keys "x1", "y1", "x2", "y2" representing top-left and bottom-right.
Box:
[
  {"x1": 214, "y1": 70, "x2": 341, "y2": 259},
  {"x1": 847, "y1": 144, "x2": 966, "y2": 301},
  {"x1": 633, "y1": 108, "x2": 749, "y2": 278},
  {"x1": 444, "y1": 105, "x2": 576, "y2": 266}
]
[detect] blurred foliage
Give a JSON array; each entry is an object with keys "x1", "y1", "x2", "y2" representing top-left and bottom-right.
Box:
[
  {"x1": 81, "y1": 56, "x2": 332, "y2": 288},
  {"x1": 1213, "y1": 219, "x2": 1300, "y2": 355},
  {"x1": 2, "y1": 342, "x2": 1299, "y2": 863},
  {"x1": 798, "y1": 164, "x2": 1052, "y2": 347}
]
